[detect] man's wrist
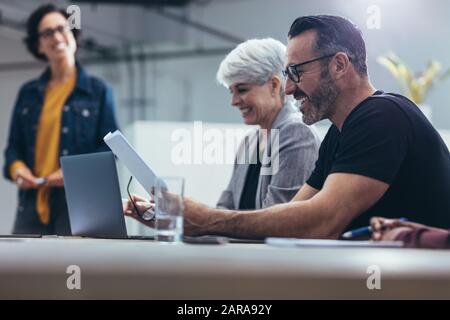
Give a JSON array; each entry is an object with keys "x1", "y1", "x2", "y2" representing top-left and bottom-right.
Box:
[{"x1": 207, "y1": 208, "x2": 240, "y2": 237}]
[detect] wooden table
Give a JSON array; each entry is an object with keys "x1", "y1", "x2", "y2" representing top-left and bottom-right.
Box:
[{"x1": 1, "y1": 237, "x2": 450, "y2": 299}]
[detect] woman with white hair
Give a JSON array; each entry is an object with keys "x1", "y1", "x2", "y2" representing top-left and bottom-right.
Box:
[{"x1": 214, "y1": 37, "x2": 320, "y2": 210}]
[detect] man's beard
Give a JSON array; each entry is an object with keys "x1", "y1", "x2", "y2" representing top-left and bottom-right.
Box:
[{"x1": 302, "y1": 68, "x2": 339, "y2": 125}]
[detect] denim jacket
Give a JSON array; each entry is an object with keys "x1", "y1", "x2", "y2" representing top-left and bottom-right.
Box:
[{"x1": 3, "y1": 62, "x2": 119, "y2": 181}]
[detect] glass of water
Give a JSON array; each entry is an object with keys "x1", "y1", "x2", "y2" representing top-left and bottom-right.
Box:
[{"x1": 154, "y1": 176, "x2": 184, "y2": 243}]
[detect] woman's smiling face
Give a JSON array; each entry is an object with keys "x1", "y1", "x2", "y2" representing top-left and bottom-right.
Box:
[
  {"x1": 38, "y1": 12, "x2": 77, "y2": 63},
  {"x1": 229, "y1": 77, "x2": 282, "y2": 128}
]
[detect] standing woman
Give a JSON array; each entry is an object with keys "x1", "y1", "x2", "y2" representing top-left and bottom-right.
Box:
[{"x1": 3, "y1": 4, "x2": 119, "y2": 235}]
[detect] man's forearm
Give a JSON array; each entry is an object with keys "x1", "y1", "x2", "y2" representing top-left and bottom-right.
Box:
[
  {"x1": 205, "y1": 200, "x2": 344, "y2": 239},
  {"x1": 184, "y1": 174, "x2": 369, "y2": 239}
]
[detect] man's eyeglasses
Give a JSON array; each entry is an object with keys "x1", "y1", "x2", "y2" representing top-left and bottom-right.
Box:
[
  {"x1": 127, "y1": 176, "x2": 155, "y2": 221},
  {"x1": 282, "y1": 53, "x2": 337, "y2": 83},
  {"x1": 38, "y1": 24, "x2": 71, "y2": 39}
]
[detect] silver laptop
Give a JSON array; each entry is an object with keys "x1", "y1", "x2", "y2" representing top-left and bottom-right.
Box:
[{"x1": 61, "y1": 151, "x2": 151, "y2": 239}]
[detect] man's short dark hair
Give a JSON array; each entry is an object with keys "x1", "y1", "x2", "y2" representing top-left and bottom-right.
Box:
[
  {"x1": 288, "y1": 15, "x2": 367, "y2": 76},
  {"x1": 24, "y1": 3, "x2": 81, "y2": 61}
]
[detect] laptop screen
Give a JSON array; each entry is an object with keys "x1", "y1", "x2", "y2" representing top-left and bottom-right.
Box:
[{"x1": 60, "y1": 151, "x2": 128, "y2": 239}]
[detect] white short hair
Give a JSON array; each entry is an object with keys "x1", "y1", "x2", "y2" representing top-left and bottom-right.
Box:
[{"x1": 216, "y1": 38, "x2": 287, "y2": 90}]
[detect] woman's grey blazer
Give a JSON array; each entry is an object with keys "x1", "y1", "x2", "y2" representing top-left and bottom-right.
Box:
[{"x1": 217, "y1": 102, "x2": 321, "y2": 210}]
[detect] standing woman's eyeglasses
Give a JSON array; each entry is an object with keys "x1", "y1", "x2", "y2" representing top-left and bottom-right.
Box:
[{"x1": 38, "y1": 24, "x2": 71, "y2": 39}]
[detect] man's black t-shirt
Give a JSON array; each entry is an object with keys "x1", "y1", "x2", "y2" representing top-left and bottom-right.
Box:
[{"x1": 307, "y1": 91, "x2": 450, "y2": 231}]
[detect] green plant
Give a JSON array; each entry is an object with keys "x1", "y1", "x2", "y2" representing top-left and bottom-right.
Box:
[{"x1": 377, "y1": 52, "x2": 450, "y2": 104}]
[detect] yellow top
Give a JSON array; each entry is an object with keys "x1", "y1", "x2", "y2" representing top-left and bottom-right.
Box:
[{"x1": 10, "y1": 73, "x2": 76, "y2": 224}]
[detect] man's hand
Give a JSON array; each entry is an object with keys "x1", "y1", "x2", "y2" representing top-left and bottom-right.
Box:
[
  {"x1": 370, "y1": 217, "x2": 426, "y2": 241},
  {"x1": 123, "y1": 194, "x2": 155, "y2": 228},
  {"x1": 45, "y1": 169, "x2": 64, "y2": 187},
  {"x1": 13, "y1": 166, "x2": 39, "y2": 190},
  {"x1": 374, "y1": 226, "x2": 413, "y2": 241}
]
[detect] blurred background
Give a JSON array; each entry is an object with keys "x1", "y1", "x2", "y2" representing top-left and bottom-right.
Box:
[{"x1": 0, "y1": 0, "x2": 449, "y2": 234}]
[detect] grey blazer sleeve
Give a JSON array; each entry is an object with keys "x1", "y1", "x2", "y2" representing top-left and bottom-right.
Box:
[{"x1": 261, "y1": 122, "x2": 320, "y2": 208}]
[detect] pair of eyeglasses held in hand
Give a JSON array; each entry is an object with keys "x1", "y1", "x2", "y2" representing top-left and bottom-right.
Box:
[{"x1": 126, "y1": 176, "x2": 155, "y2": 221}]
